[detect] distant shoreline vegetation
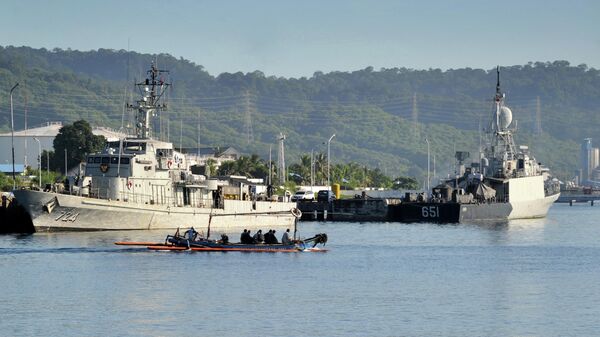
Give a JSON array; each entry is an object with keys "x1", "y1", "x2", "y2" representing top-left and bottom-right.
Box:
[{"x1": 1, "y1": 45, "x2": 597, "y2": 183}]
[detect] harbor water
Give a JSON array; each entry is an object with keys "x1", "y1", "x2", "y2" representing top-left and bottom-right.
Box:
[{"x1": 1, "y1": 203, "x2": 599, "y2": 336}]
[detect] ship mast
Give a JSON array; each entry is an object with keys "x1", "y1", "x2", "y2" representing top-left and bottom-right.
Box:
[
  {"x1": 485, "y1": 66, "x2": 517, "y2": 165},
  {"x1": 128, "y1": 63, "x2": 170, "y2": 139}
]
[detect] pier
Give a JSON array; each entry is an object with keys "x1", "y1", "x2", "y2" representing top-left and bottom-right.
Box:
[
  {"x1": 556, "y1": 194, "x2": 600, "y2": 206},
  {"x1": 297, "y1": 198, "x2": 392, "y2": 221}
]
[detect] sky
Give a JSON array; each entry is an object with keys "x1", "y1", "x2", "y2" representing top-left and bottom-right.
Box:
[{"x1": 0, "y1": 0, "x2": 598, "y2": 78}]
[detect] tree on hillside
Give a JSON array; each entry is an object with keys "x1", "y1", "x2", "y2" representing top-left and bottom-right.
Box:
[
  {"x1": 392, "y1": 177, "x2": 419, "y2": 190},
  {"x1": 52, "y1": 120, "x2": 106, "y2": 171}
]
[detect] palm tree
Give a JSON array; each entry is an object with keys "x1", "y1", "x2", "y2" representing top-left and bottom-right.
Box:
[
  {"x1": 288, "y1": 154, "x2": 312, "y2": 185},
  {"x1": 314, "y1": 152, "x2": 327, "y2": 185},
  {"x1": 217, "y1": 155, "x2": 268, "y2": 179}
]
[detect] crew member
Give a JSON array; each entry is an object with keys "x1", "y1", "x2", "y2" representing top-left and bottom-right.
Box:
[
  {"x1": 184, "y1": 227, "x2": 197, "y2": 241},
  {"x1": 281, "y1": 228, "x2": 291, "y2": 245}
]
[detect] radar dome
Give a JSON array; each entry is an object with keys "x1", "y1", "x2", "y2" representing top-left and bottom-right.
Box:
[{"x1": 498, "y1": 106, "x2": 513, "y2": 129}]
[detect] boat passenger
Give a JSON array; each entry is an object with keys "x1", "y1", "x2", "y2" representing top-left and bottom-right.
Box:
[
  {"x1": 264, "y1": 230, "x2": 273, "y2": 244},
  {"x1": 241, "y1": 229, "x2": 253, "y2": 244},
  {"x1": 281, "y1": 228, "x2": 291, "y2": 245},
  {"x1": 271, "y1": 230, "x2": 279, "y2": 244},
  {"x1": 184, "y1": 227, "x2": 197, "y2": 241},
  {"x1": 220, "y1": 233, "x2": 229, "y2": 244},
  {"x1": 253, "y1": 229, "x2": 264, "y2": 243}
]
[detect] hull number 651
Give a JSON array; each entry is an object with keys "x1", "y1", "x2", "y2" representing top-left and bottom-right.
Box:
[{"x1": 421, "y1": 206, "x2": 439, "y2": 218}]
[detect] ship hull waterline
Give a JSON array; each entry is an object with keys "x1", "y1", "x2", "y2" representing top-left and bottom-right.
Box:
[{"x1": 13, "y1": 189, "x2": 297, "y2": 232}]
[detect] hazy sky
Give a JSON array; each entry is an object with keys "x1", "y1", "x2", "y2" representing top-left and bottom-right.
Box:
[{"x1": 1, "y1": 0, "x2": 598, "y2": 78}]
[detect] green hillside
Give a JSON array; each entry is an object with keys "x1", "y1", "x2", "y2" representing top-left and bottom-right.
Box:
[{"x1": 1, "y1": 46, "x2": 598, "y2": 184}]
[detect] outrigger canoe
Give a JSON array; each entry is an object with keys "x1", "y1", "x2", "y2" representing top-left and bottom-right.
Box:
[
  {"x1": 155, "y1": 231, "x2": 328, "y2": 252},
  {"x1": 116, "y1": 233, "x2": 328, "y2": 252},
  {"x1": 115, "y1": 208, "x2": 328, "y2": 252}
]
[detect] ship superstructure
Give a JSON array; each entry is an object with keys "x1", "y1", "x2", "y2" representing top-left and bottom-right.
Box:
[{"x1": 389, "y1": 67, "x2": 560, "y2": 222}]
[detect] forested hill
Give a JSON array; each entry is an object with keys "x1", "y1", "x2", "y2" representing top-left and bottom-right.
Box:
[{"x1": 1, "y1": 45, "x2": 599, "y2": 182}]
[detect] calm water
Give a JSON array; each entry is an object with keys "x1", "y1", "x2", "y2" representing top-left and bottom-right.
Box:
[{"x1": 1, "y1": 203, "x2": 600, "y2": 336}]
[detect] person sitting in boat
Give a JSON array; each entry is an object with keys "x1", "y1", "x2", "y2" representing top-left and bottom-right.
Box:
[
  {"x1": 281, "y1": 228, "x2": 291, "y2": 245},
  {"x1": 240, "y1": 229, "x2": 253, "y2": 244},
  {"x1": 264, "y1": 230, "x2": 273, "y2": 244},
  {"x1": 264, "y1": 230, "x2": 279, "y2": 244},
  {"x1": 219, "y1": 233, "x2": 229, "y2": 244},
  {"x1": 184, "y1": 227, "x2": 197, "y2": 241},
  {"x1": 253, "y1": 229, "x2": 264, "y2": 243}
]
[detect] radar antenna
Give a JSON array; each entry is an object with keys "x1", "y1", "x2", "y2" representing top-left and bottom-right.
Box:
[{"x1": 127, "y1": 63, "x2": 171, "y2": 139}]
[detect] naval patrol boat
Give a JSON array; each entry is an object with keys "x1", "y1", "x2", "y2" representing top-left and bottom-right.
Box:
[
  {"x1": 13, "y1": 65, "x2": 297, "y2": 231},
  {"x1": 389, "y1": 67, "x2": 561, "y2": 222}
]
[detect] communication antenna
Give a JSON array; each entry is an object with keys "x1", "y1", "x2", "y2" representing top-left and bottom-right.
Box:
[
  {"x1": 120, "y1": 38, "x2": 131, "y2": 133},
  {"x1": 126, "y1": 63, "x2": 170, "y2": 139}
]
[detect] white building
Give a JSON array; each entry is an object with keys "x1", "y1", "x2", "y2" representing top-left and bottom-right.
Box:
[{"x1": 0, "y1": 122, "x2": 126, "y2": 170}]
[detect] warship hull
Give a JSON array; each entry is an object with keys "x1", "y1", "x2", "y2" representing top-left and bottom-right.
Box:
[
  {"x1": 13, "y1": 189, "x2": 297, "y2": 232},
  {"x1": 388, "y1": 192, "x2": 559, "y2": 223}
]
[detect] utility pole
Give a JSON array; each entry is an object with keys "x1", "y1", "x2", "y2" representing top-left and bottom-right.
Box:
[
  {"x1": 277, "y1": 133, "x2": 286, "y2": 184},
  {"x1": 179, "y1": 119, "x2": 183, "y2": 153},
  {"x1": 433, "y1": 154, "x2": 436, "y2": 185},
  {"x1": 64, "y1": 148, "x2": 68, "y2": 177},
  {"x1": 24, "y1": 93, "x2": 28, "y2": 169},
  {"x1": 34, "y1": 137, "x2": 41, "y2": 187},
  {"x1": 244, "y1": 91, "x2": 254, "y2": 144},
  {"x1": 425, "y1": 138, "x2": 430, "y2": 195},
  {"x1": 268, "y1": 145, "x2": 272, "y2": 186},
  {"x1": 412, "y1": 92, "x2": 419, "y2": 140},
  {"x1": 535, "y1": 96, "x2": 542, "y2": 135},
  {"x1": 327, "y1": 134, "x2": 336, "y2": 187},
  {"x1": 10, "y1": 83, "x2": 19, "y2": 190},
  {"x1": 311, "y1": 149, "x2": 314, "y2": 189},
  {"x1": 197, "y1": 110, "x2": 201, "y2": 156}
]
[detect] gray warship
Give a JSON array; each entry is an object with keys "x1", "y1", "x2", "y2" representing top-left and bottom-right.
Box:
[
  {"x1": 14, "y1": 64, "x2": 297, "y2": 231},
  {"x1": 389, "y1": 67, "x2": 561, "y2": 222}
]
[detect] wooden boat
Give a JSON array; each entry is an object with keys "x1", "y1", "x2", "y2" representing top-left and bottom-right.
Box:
[
  {"x1": 115, "y1": 208, "x2": 329, "y2": 252},
  {"x1": 159, "y1": 230, "x2": 327, "y2": 252}
]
